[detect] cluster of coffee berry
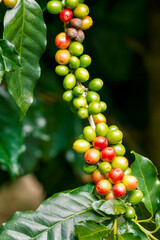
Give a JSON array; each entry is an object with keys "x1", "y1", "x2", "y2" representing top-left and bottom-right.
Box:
[{"x1": 47, "y1": 0, "x2": 143, "y2": 208}]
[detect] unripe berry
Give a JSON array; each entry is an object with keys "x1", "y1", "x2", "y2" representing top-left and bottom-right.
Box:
[
  {"x1": 83, "y1": 126, "x2": 96, "y2": 142},
  {"x1": 80, "y1": 54, "x2": 92, "y2": 68},
  {"x1": 81, "y1": 16, "x2": 93, "y2": 30},
  {"x1": 125, "y1": 206, "x2": 136, "y2": 219},
  {"x1": 55, "y1": 50, "x2": 70, "y2": 65},
  {"x1": 73, "y1": 139, "x2": 90, "y2": 153},
  {"x1": 113, "y1": 183, "x2": 126, "y2": 198},
  {"x1": 101, "y1": 147, "x2": 116, "y2": 162},
  {"x1": 84, "y1": 148, "x2": 101, "y2": 164},
  {"x1": 93, "y1": 136, "x2": 108, "y2": 150},
  {"x1": 87, "y1": 91, "x2": 100, "y2": 103},
  {"x1": 63, "y1": 90, "x2": 73, "y2": 102},
  {"x1": 96, "y1": 123, "x2": 109, "y2": 137},
  {"x1": 60, "y1": 8, "x2": 73, "y2": 22},
  {"x1": 63, "y1": 74, "x2": 76, "y2": 90},
  {"x1": 75, "y1": 29, "x2": 85, "y2": 42},
  {"x1": 77, "y1": 108, "x2": 89, "y2": 119},
  {"x1": 89, "y1": 78, "x2": 103, "y2": 92},
  {"x1": 88, "y1": 102, "x2": 101, "y2": 115},
  {"x1": 66, "y1": 28, "x2": 78, "y2": 39},
  {"x1": 69, "y1": 42, "x2": 84, "y2": 56},
  {"x1": 122, "y1": 176, "x2": 138, "y2": 191},
  {"x1": 83, "y1": 163, "x2": 97, "y2": 174},
  {"x1": 129, "y1": 190, "x2": 143, "y2": 205},
  {"x1": 92, "y1": 169, "x2": 106, "y2": 183},
  {"x1": 109, "y1": 125, "x2": 119, "y2": 132},
  {"x1": 99, "y1": 162, "x2": 112, "y2": 174},
  {"x1": 124, "y1": 167, "x2": 132, "y2": 176},
  {"x1": 100, "y1": 101, "x2": 107, "y2": 112},
  {"x1": 55, "y1": 32, "x2": 71, "y2": 49},
  {"x1": 73, "y1": 3, "x2": 89, "y2": 18},
  {"x1": 47, "y1": 0, "x2": 63, "y2": 14},
  {"x1": 107, "y1": 129, "x2": 123, "y2": 145},
  {"x1": 108, "y1": 168, "x2": 124, "y2": 184},
  {"x1": 73, "y1": 86, "x2": 84, "y2": 97},
  {"x1": 112, "y1": 156, "x2": 129, "y2": 170},
  {"x1": 110, "y1": 144, "x2": 126, "y2": 156},
  {"x1": 105, "y1": 191, "x2": 116, "y2": 201},
  {"x1": 92, "y1": 113, "x2": 106, "y2": 125},
  {"x1": 69, "y1": 18, "x2": 83, "y2": 28},
  {"x1": 65, "y1": 0, "x2": 79, "y2": 9},
  {"x1": 75, "y1": 68, "x2": 89, "y2": 82},
  {"x1": 96, "y1": 179, "x2": 112, "y2": 195},
  {"x1": 3, "y1": 0, "x2": 17, "y2": 8},
  {"x1": 73, "y1": 96, "x2": 87, "y2": 109},
  {"x1": 69, "y1": 56, "x2": 80, "y2": 69},
  {"x1": 55, "y1": 65, "x2": 69, "y2": 76}
]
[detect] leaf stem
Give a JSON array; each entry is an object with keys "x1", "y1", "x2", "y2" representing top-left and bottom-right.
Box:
[
  {"x1": 113, "y1": 218, "x2": 118, "y2": 240},
  {"x1": 151, "y1": 225, "x2": 160, "y2": 234},
  {"x1": 137, "y1": 215, "x2": 153, "y2": 223}
]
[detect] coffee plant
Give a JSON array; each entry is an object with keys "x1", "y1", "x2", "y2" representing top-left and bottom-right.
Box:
[{"x1": 0, "y1": 0, "x2": 159, "y2": 239}]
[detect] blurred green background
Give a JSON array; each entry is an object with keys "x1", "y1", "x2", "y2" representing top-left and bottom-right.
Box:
[{"x1": 0, "y1": 0, "x2": 160, "y2": 224}]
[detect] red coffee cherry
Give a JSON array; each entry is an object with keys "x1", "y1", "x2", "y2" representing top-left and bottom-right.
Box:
[
  {"x1": 60, "y1": 8, "x2": 73, "y2": 22},
  {"x1": 101, "y1": 147, "x2": 116, "y2": 162},
  {"x1": 105, "y1": 191, "x2": 116, "y2": 201},
  {"x1": 92, "y1": 169, "x2": 106, "y2": 183},
  {"x1": 113, "y1": 183, "x2": 126, "y2": 198},
  {"x1": 108, "y1": 168, "x2": 124, "y2": 184},
  {"x1": 122, "y1": 175, "x2": 138, "y2": 191},
  {"x1": 55, "y1": 32, "x2": 71, "y2": 49},
  {"x1": 84, "y1": 148, "x2": 101, "y2": 164},
  {"x1": 96, "y1": 179, "x2": 112, "y2": 195},
  {"x1": 93, "y1": 136, "x2": 108, "y2": 150}
]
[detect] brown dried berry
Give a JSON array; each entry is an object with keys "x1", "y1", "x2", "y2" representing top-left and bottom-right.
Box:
[
  {"x1": 75, "y1": 29, "x2": 85, "y2": 42},
  {"x1": 66, "y1": 28, "x2": 78, "y2": 39},
  {"x1": 69, "y1": 18, "x2": 83, "y2": 29}
]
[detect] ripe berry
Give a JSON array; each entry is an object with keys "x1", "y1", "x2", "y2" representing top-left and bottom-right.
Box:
[
  {"x1": 96, "y1": 123, "x2": 109, "y2": 137},
  {"x1": 81, "y1": 16, "x2": 93, "y2": 30},
  {"x1": 75, "y1": 29, "x2": 85, "y2": 42},
  {"x1": 93, "y1": 136, "x2": 108, "y2": 150},
  {"x1": 73, "y1": 139, "x2": 90, "y2": 153},
  {"x1": 108, "y1": 168, "x2": 124, "y2": 184},
  {"x1": 92, "y1": 113, "x2": 106, "y2": 125},
  {"x1": 125, "y1": 206, "x2": 136, "y2": 219},
  {"x1": 96, "y1": 179, "x2": 112, "y2": 195},
  {"x1": 69, "y1": 42, "x2": 84, "y2": 56},
  {"x1": 105, "y1": 191, "x2": 116, "y2": 201},
  {"x1": 73, "y1": 3, "x2": 89, "y2": 19},
  {"x1": 88, "y1": 102, "x2": 101, "y2": 115},
  {"x1": 101, "y1": 147, "x2": 116, "y2": 162},
  {"x1": 69, "y1": 18, "x2": 83, "y2": 29},
  {"x1": 83, "y1": 126, "x2": 96, "y2": 142},
  {"x1": 129, "y1": 190, "x2": 143, "y2": 205},
  {"x1": 112, "y1": 156, "x2": 129, "y2": 170},
  {"x1": 55, "y1": 32, "x2": 71, "y2": 49},
  {"x1": 89, "y1": 78, "x2": 103, "y2": 92},
  {"x1": 77, "y1": 108, "x2": 89, "y2": 119},
  {"x1": 80, "y1": 54, "x2": 92, "y2": 68},
  {"x1": 75, "y1": 68, "x2": 89, "y2": 82},
  {"x1": 63, "y1": 74, "x2": 76, "y2": 90},
  {"x1": 84, "y1": 148, "x2": 101, "y2": 164},
  {"x1": 3, "y1": 0, "x2": 17, "y2": 8},
  {"x1": 47, "y1": 1, "x2": 63, "y2": 14},
  {"x1": 107, "y1": 129, "x2": 123, "y2": 144},
  {"x1": 55, "y1": 49, "x2": 70, "y2": 65},
  {"x1": 99, "y1": 162, "x2": 112, "y2": 174},
  {"x1": 60, "y1": 8, "x2": 73, "y2": 22},
  {"x1": 122, "y1": 176, "x2": 138, "y2": 191},
  {"x1": 69, "y1": 56, "x2": 80, "y2": 69},
  {"x1": 92, "y1": 169, "x2": 106, "y2": 183},
  {"x1": 55, "y1": 65, "x2": 69, "y2": 76},
  {"x1": 83, "y1": 163, "x2": 97, "y2": 174},
  {"x1": 113, "y1": 183, "x2": 126, "y2": 198},
  {"x1": 65, "y1": 0, "x2": 79, "y2": 9},
  {"x1": 66, "y1": 28, "x2": 78, "y2": 39},
  {"x1": 72, "y1": 96, "x2": 87, "y2": 109}
]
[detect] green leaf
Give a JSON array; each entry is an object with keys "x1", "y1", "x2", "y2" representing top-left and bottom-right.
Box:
[
  {"x1": 35, "y1": 0, "x2": 46, "y2": 11},
  {"x1": 0, "y1": 39, "x2": 21, "y2": 71},
  {"x1": 75, "y1": 221, "x2": 112, "y2": 240},
  {"x1": 98, "y1": 199, "x2": 126, "y2": 216},
  {"x1": 0, "y1": 191, "x2": 104, "y2": 239},
  {"x1": 118, "y1": 221, "x2": 148, "y2": 240},
  {"x1": 155, "y1": 204, "x2": 160, "y2": 228},
  {"x1": 92, "y1": 200, "x2": 107, "y2": 217},
  {"x1": 0, "y1": 87, "x2": 23, "y2": 178},
  {"x1": 3, "y1": 0, "x2": 47, "y2": 117},
  {"x1": 117, "y1": 233, "x2": 142, "y2": 240},
  {"x1": 131, "y1": 151, "x2": 160, "y2": 215},
  {"x1": 0, "y1": 48, "x2": 5, "y2": 83}
]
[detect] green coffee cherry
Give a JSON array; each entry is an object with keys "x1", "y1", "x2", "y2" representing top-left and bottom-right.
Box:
[
  {"x1": 99, "y1": 162, "x2": 112, "y2": 174},
  {"x1": 109, "y1": 125, "x2": 119, "y2": 132},
  {"x1": 47, "y1": 0, "x2": 63, "y2": 14},
  {"x1": 65, "y1": 0, "x2": 79, "y2": 9},
  {"x1": 89, "y1": 78, "x2": 103, "y2": 92},
  {"x1": 77, "y1": 108, "x2": 89, "y2": 119},
  {"x1": 63, "y1": 74, "x2": 76, "y2": 90},
  {"x1": 73, "y1": 86, "x2": 84, "y2": 97},
  {"x1": 86, "y1": 91, "x2": 100, "y2": 103},
  {"x1": 83, "y1": 163, "x2": 97, "y2": 174},
  {"x1": 96, "y1": 122, "x2": 109, "y2": 137},
  {"x1": 107, "y1": 129, "x2": 123, "y2": 144},
  {"x1": 73, "y1": 96, "x2": 87, "y2": 109},
  {"x1": 124, "y1": 167, "x2": 132, "y2": 176},
  {"x1": 69, "y1": 56, "x2": 80, "y2": 69},
  {"x1": 69, "y1": 42, "x2": 84, "y2": 56},
  {"x1": 55, "y1": 65, "x2": 69, "y2": 76},
  {"x1": 100, "y1": 101, "x2": 107, "y2": 112},
  {"x1": 75, "y1": 68, "x2": 89, "y2": 82},
  {"x1": 73, "y1": 3, "x2": 89, "y2": 18},
  {"x1": 83, "y1": 126, "x2": 96, "y2": 142},
  {"x1": 88, "y1": 102, "x2": 101, "y2": 115},
  {"x1": 63, "y1": 90, "x2": 73, "y2": 102},
  {"x1": 129, "y1": 190, "x2": 143, "y2": 205},
  {"x1": 80, "y1": 54, "x2": 91, "y2": 68},
  {"x1": 125, "y1": 206, "x2": 136, "y2": 219},
  {"x1": 73, "y1": 139, "x2": 91, "y2": 153},
  {"x1": 110, "y1": 144, "x2": 126, "y2": 156}
]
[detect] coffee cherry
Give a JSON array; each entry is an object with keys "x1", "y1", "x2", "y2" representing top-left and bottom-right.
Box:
[
  {"x1": 81, "y1": 16, "x2": 93, "y2": 30},
  {"x1": 101, "y1": 147, "x2": 116, "y2": 162},
  {"x1": 66, "y1": 28, "x2": 78, "y2": 39},
  {"x1": 93, "y1": 136, "x2": 108, "y2": 150},
  {"x1": 112, "y1": 156, "x2": 129, "y2": 170},
  {"x1": 88, "y1": 102, "x2": 101, "y2": 115},
  {"x1": 86, "y1": 91, "x2": 100, "y2": 103},
  {"x1": 77, "y1": 108, "x2": 89, "y2": 119},
  {"x1": 125, "y1": 206, "x2": 136, "y2": 219},
  {"x1": 69, "y1": 56, "x2": 80, "y2": 69},
  {"x1": 63, "y1": 74, "x2": 76, "y2": 90},
  {"x1": 73, "y1": 86, "x2": 84, "y2": 96},
  {"x1": 3, "y1": 0, "x2": 17, "y2": 8},
  {"x1": 129, "y1": 190, "x2": 143, "y2": 205},
  {"x1": 92, "y1": 169, "x2": 106, "y2": 183},
  {"x1": 108, "y1": 168, "x2": 124, "y2": 184},
  {"x1": 63, "y1": 90, "x2": 73, "y2": 102},
  {"x1": 55, "y1": 32, "x2": 71, "y2": 49},
  {"x1": 105, "y1": 191, "x2": 116, "y2": 201},
  {"x1": 84, "y1": 148, "x2": 101, "y2": 164},
  {"x1": 73, "y1": 3, "x2": 89, "y2": 19},
  {"x1": 80, "y1": 54, "x2": 91, "y2": 68},
  {"x1": 65, "y1": 0, "x2": 79, "y2": 9},
  {"x1": 69, "y1": 18, "x2": 83, "y2": 28},
  {"x1": 60, "y1": 8, "x2": 73, "y2": 22},
  {"x1": 113, "y1": 183, "x2": 126, "y2": 198},
  {"x1": 83, "y1": 126, "x2": 96, "y2": 142},
  {"x1": 124, "y1": 167, "x2": 132, "y2": 176},
  {"x1": 72, "y1": 96, "x2": 87, "y2": 109},
  {"x1": 75, "y1": 29, "x2": 85, "y2": 42},
  {"x1": 69, "y1": 42, "x2": 84, "y2": 56},
  {"x1": 122, "y1": 176, "x2": 138, "y2": 191},
  {"x1": 99, "y1": 162, "x2": 112, "y2": 174},
  {"x1": 75, "y1": 68, "x2": 89, "y2": 82},
  {"x1": 107, "y1": 129, "x2": 123, "y2": 144},
  {"x1": 55, "y1": 65, "x2": 69, "y2": 76},
  {"x1": 96, "y1": 179, "x2": 112, "y2": 195},
  {"x1": 100, "y1": 101, "x2": 107, "y2": 112},
  {"x1": 92, "y1": 113, "x2": 106, "y2": 125},
  {"x1": 73, "y1": 139, "x2": 90, "y2": 153},
  {"x1": 89, "y1": 78, "x2": 103, "y2": 92},
  {"x1": 55, "y1": 49, "x2": 70, "y2": 65},
  {"x1": 96, "y1": 123, "x2": 109, "y2": 137},
  {"x1": 83, "y1": 163, "x2": 97, "y2": 174},
  {"x1": 110, "y1": 144, "x2": 126, "y2": 156},
  {"x1": 47, "y1": 1, "x2": 63, "y2": 14}
]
